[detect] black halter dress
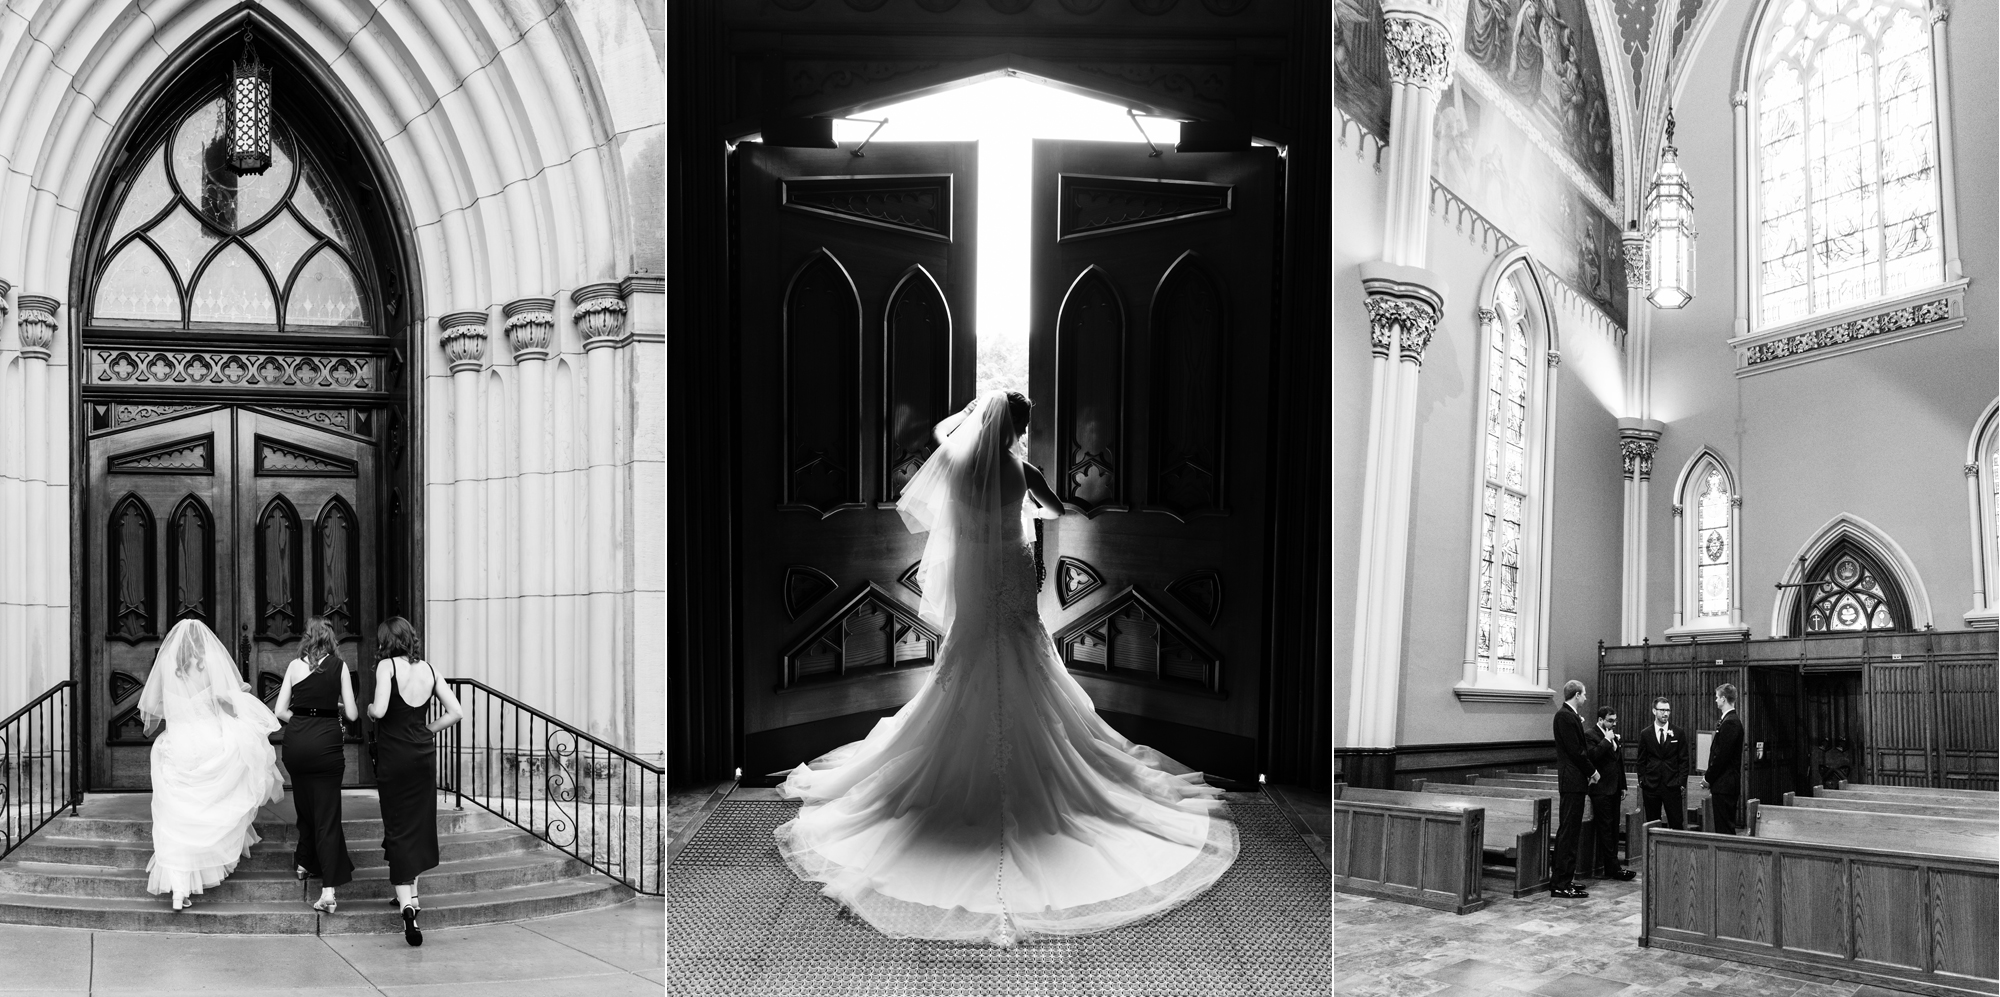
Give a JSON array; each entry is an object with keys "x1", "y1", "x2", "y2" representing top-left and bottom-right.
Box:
[
  {"x1": 281, "y1": 659, "x2": 354, "y2": 887},
  {"x1": 375, "y1": 660, "x2": 440, "y2": 885}
]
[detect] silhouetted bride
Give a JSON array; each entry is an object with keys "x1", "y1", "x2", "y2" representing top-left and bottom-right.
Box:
[
  {"x1": 776, "y1": 390, "x2": 1237, "y2": 947},
  {"x1": 140, "y1": 620, "x2": 286, "y2": 911}
]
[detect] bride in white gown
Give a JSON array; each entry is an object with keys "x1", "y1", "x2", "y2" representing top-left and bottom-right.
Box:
[
  {"x1": 139, "y1": 620, "x2": 287, "y2": 910},
  {"x1": 776, "y1": 390, "x2": 1238, "y2": 947}
]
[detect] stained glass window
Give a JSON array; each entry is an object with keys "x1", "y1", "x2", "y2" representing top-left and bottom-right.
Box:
[
  {"x1": 1694, "y1": 464, "x2": 1732, "y2": 620},
  {"x1": 92, "y1": 93, "x2": 368, "y2": 331},
  {"x1": 1755, "y1": 0, "x2": 1942, "y2": 328},
  {"x1": 1474, "y1": 273, "x2": 1541, "y2": 679},
  {"x1": 1800, "y1": 544, "x2": 1904, "y2": 633}
]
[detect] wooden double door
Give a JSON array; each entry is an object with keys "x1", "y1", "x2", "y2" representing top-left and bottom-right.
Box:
[{"x1": 89, "y1": 403, "x2": 381, "y2": 789}]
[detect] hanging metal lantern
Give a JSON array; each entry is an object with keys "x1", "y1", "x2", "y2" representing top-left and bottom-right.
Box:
[
  {"x1": 226, "y1": 28, "x2": 273, "y2": 176},
  {"x1": 1645, "y1": 109, "x2": 1696, "y2": 309}
]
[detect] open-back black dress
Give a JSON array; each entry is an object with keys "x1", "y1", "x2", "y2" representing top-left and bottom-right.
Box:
[
  {"x1": 375, "y1": 660, "x2": 440, "y2": 885},
  {"x1": 281, "y1": 660, "x2": 354, "y2": 887}
]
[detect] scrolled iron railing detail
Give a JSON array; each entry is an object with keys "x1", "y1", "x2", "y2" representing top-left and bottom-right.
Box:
[
  {"x1": 430, "y1": 679, "x2": 662, "y2": 895},
  {"x1": 0, "y1": 681, "x2": 80, "y2": 862}
]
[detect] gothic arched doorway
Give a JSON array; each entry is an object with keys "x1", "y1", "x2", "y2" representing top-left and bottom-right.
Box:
[{"x1": 73, "y1": 22, "x2": 418, "y2": 790}]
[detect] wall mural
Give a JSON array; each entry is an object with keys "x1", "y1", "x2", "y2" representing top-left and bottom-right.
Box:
[
  {"x1": 1461, "y1": 0, "x2": 1617, "y2": 197},
  {"x1": 1333, "y1": 0, "x2": 1391, "y2": 139},
  {"x1": 1434, "y1": 80, "x2": 1628, "y2": 316}
]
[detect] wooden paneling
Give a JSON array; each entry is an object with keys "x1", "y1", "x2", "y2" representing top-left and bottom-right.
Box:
[
  {"x1": 1931, "y1": 867, "x2": 2000, "y2": 982},
  {"x1": 1054, "y1": 266, "x2": 1126, "y2": 514},
  {"x1": 1869, "y1": 662, "x2": 1931, "y2": 787},
  {"x1": 1147, "y1": 251, "x2": 1227, "y2": 520},
  {"x1": 1649, "y1": 835, "x2": 1711, "y2": 935},
  {"x1": 1776, "y1": 853, "x2": 1848, "y2": 959},
  {"x1": 1852, "y1": 860, "x2": 1925, "y2": 971},
  {"x1": 1937, "y1": 660, "x2": 1997, "y2": 790},
  {"x1": 1333, "y1": 798, "x2": 1488, "y2": 915},
  {"x1": 880, "y1": 265, "x2": 951, "y2": 505},
  {"x1": 1714, "y1": 847, "x2": 1773, "y2": 944},
  {"x1": 781, "y1": 250, "x2": 863, "y2": 516}
]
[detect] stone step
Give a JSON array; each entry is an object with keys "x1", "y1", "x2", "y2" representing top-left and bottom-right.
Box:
[
  {"x1": 7, "y1": 827, "x2": 539, "y2": 871},
  {"x1": 0, "y1": 850, "x2": 591, "y2": 902},
  {"x1": 45, "y1": 808, "x2": 500, "y2": 844},
  {"x1": 0, "y1": 876, "x2": 632, "y2": 934}
]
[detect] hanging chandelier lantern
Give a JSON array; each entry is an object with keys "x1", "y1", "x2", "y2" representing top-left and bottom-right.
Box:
[
  {"x1": 226, "y1": 27, "x2": 273, "y2": 176},
  {"x1": 1645, "y1": 109, "x2": 1696, "y2": 309}
]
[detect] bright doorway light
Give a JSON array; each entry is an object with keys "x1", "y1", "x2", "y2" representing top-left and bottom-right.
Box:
[{"x1": 831, "y1": 76, "x2": 1177, "y2": 398}]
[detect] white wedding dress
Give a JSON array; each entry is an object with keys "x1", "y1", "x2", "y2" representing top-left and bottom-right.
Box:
[
  {"x1": 776, "y1": 392, "x2": 1238, "y2": 947},
  {"x1": 139, "y1": 620, "x2": 287, "y2": 900}
]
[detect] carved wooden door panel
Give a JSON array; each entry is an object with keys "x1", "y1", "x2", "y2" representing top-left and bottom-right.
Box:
[
  {"x1": 88, "y1": 406, "x2": 239, "y2": 788},
  {"x1": 1027, "y1": 140, "x2": 1278, "y2": 782},
  {"x1": 733, "y1": 141, "x2": 976, "y2": 777},
  {"x1": 234, "y1": 408, "x2": 379, "y2": 785}
]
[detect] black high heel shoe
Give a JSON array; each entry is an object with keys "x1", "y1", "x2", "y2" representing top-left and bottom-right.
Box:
[{"x1": 401, "y1": 903, "x2": 423, "y2": 947}]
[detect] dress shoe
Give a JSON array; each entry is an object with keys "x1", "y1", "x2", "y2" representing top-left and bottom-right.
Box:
[
  {"x1": 1550, "y1": 884, "x2": 1589, "y2": 899},
  {"x1": 1604, "y1": 868, "x2": 1637, "y2": 881}
]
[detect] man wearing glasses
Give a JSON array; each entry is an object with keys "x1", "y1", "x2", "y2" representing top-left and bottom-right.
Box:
[{"x1": 1636, "y1": 697, "x2": 1689, "y2": 830}]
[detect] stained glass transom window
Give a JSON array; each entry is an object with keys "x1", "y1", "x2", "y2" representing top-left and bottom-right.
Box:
[
  {"x1": 1695, "y1": 466, "x2": 1732, "y2": 620},
  {"x1": 1755, "y1": 0, "x2": 1942, "y2": 328},
  {"x1": 1800, "y1": 545, "x2": 1904, "y2": 633},
  {"x1": 91, "y1": 94, "x2": 368, "y2": 331},
  {"x1": 1475, "y1": 277, "x2": 1536, "y2": 677}
]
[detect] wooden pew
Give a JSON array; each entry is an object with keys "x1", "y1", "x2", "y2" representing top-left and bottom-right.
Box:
[
  {"x1": 1779, "y1": 791, "x2": 1993, "y2": 821},
  {"x1": 1641, "y1": 825, "x2": 1998, "y2": 997},
  {"x1": 1816, "y1": 785, "x2": 2000, "y2": 810},
  {"x1": 1331, "y1": 788, "x2": 1490, "y2": 913},
  {"x1": 1837, "y1": 782, "x2": 1999, "y2": 799},
  {"x1": 1436, "y1": 780, "x2": 1646, "y2": 876},
  {"x1": 1748, "y1": 801, "x2": 2000, "y2": 861},
  {"x1": 1339, "y1": 787, "x2": 1549, "y2": 899}
]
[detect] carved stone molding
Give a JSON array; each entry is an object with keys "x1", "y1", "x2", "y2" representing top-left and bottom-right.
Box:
[
  {"x1": 440, "y1": 311, "x2": 488, "y2": 374},
  {"x1": 89, "y1": 349, "x2": 379, "y2": 392},
  {"x1": 1380, "y1": 10, "x2": 1455, "y2": 91},
  {"x1": 1622, "y1": 231, "x2": 1650, "y2": 290},
  {"x1": 504, "y1": 297, "x2": 556, "y2": 363},
  {"x1": 1357, "y1": 263, "x2": 1445, "y2": 366},
  {"x1": 1738, "y1": 292, "x2": 1959, "y2": 373},
  {"x1": 574, "y1": 283, "x2": 629, "y2": 350},
  {"x1": 16, "y1": 293, "x2": 58, "y2": 361}
]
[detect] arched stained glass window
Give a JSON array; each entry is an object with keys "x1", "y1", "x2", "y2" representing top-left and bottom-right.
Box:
[
  {"x1": 91, "y1": 94, "x2": 370, "y2": 331},
  {"x1": 1797, "y1": 541, "x2": 1907, "y2": 633},
  {"x1": 1970, "y1": 404, "x2": 2000, "y2": 628},
  {"x1": 1669, "y1": 453, "x2": 1748, "y2": 639},
  {"x1": 1753, "y1": 0, "x2": 1943, "y2": 328}
]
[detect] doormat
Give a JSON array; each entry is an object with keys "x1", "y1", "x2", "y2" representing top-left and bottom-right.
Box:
[{"x1": 667, "y1": 794, "x2": 1329, "y2": 996}]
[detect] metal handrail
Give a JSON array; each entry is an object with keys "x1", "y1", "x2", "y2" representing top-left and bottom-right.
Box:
[
  {"x1": 0, "y1": 680, "x2": 79, "y2": 861},
  {"x1": 432, "y1": 678, "x2": 663, "y2": 895}
]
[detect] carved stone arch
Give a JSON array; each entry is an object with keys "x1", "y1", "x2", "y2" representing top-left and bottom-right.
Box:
[
  {"x1": 1670, "y1": 445, "x2": 1739, "y2": 501},
  {"x1": 881, "y1": 264, "x2": 953, "y2": 505},
  {"x1": 1147, "y1": 249, "x2": 1228, "y2": 520},
  {"x1": 1773, "y1": 513, "x2": 1933, "y2": 637},
  {"x1": 166, "y1": 494, "x2": 215, "y2": 627},
  {"x1": 313, "y1": 495, "x2": 362, "y2": 639},
  {"x1": 106, "y1": 493, "x2": 158, "y2": 644},
  {"x1": 1478, "y1": 247, "x2": 1561, "y2": 356},
  {"x1": 1055, "y1": 264, "x2": 1127, "y2": 516},
  {"x1": 256, "y1": 494, "x2": 306, "y2": 643},
  {"x1": 781, "y1": 248, "x2": 865, "y2": 517}
]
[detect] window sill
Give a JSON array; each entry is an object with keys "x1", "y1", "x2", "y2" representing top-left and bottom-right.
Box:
[
  {"x1": 1665, "y1": 623, "x2": 1752, "y2": 643},
  {"x1": 1452, "y1": 682, "x2": 1554, "y2": 704},
  {"x1": 1965, "y1": 609, "x2": 1998, "y2": 630},
  {"x1": 1732, "y1": 279, "x2": 1969, "y2": 377}
]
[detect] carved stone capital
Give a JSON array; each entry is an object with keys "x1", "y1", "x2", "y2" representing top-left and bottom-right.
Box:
[
  {"x1": 1380, "y1": 9, "x2": 1455, "y2": 91},
  {"x1": 573, "y1": 283, "x2": 628, "y2": 351},
  {"x1": 439, "y1": 311, "x2": 489, "y2": 374},
  {"x1": 1968, "y1": 463, "x2": 1983, "y2": 478},
  {"x1": 1620, "y1": 438, "x2": 1658, "y2": 480},
  {"x1": 1546, "y1": 350, "x2": 1562, "y2": 368},
  {"x1": 1731, "y1": 495, "x2": 1743, "y2": 507},
  {"x1": 0, "y1": 278, "x2": 10, "y2": 316},
  {"x1": 16, "y1": 294, "x2": 58, "y2": 361},
  {"x1": 503, "y1": 297, "x2": 556, "y2": 363},
  {"x1": 1622, "y1": 231, "x2": 1650, "y2": 290},
  {"x1": 1670, "y1": 504, "x2": 1684, "y2": 517},
  {"x1": 1358, "y1": 263, "x2": 1446, "y2": 367},
  {"x1": 1930, "y1": 0, "x2": 1950, "y2": 24},
  {"x1": 1731, "y1": 91, "x2": 1749, "y2": 108}
]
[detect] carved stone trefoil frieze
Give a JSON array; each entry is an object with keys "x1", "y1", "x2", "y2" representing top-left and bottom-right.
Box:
[
  {"x1": 16, "y1": 293, "x2": 58, "y2": 361},
  {"x1": 439, "y1": 311, "x2": 488, "y2": 374},
  {"x1": 573, "y1": 283, "x2": 629, "y2": 350},
  {"x1": 504, "y1": 297, "x2": 556, "y2": 363},
  {"x1": 89, "y1": 349, "x2": 379, "y2": 391}
]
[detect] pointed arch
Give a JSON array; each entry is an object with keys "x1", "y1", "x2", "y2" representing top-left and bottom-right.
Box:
[
  {"x1": 166, "y1": 494, "x2": 215, "y2": 628},
  {"x1": 1055, "y1": 264, "x2": 1127, "y2": 516},
  {"x1": 1148, "y1": 250, "x2": 1228, "y2": 520},
  {"x1": 256, "y1": 494, "x2": 305, "y2": 643},
  {"x1": 781, "y1": 248, "x2": 863, "y2": 518},
  {"x1": 1667, "y1": 447, "x2": 1749, "y2": 639},
  {"x1": 313, "y1": 495, "x2": 361, "y2": 639},
  {"x1": 1966, "y1": 398, "x2": 2000, "y2": 628},
  {"x1": 881, "y1": 264, "x2": 953, "y2": 505},
  {"x1": 1772, "y1": 513, "x2": 1932, "y2": 636},
  {"x1": 105, "y1": 493, "x2": 158, "y2": 644}
]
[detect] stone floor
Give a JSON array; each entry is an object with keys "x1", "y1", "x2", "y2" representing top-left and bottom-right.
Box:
[
  {"x1": 1334, "y1": 870, "x2": 1922, "y2": 997},
  {"x1": 0, "y1": 896, "x2": 664, "y2": 995}
]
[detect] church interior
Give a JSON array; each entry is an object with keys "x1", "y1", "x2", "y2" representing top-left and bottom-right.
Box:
[{"x1": 1336, "y1": 0, "x2": 1997, "y2": 995}]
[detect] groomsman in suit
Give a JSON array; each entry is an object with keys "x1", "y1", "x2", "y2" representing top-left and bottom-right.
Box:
[
  {"x1": 1551, "y1": 680, "x2": 1615, "y2": 898},
  {"x1": 1637, "y1": 697, "x2": 1689, "y2": 830},
  {"x1": 1705, "y1": 683, "x2": 1745, "y2": 835},
  {"x1": 1587, "y1": 707, "x2": 1636, "y2": 880}
]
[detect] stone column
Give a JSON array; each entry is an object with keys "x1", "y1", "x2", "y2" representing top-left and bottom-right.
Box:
[
  {"x1": 16, "y1": 294, "x2": 56, "y2": 680},
  {"x1": 575, "y1": 283, "x2": 627, "y2": 740},
  {"x1": 505, "y1": 297, "x2": 557, "y2": 711},
  {"x1": 440, "y1": 311, "x2": 489, "y2": 691},
  {"x1": 1618, "y1": 422, "x2": 1662, "y2": 642},
  {"x1": 1343, "y1": 1, "x2": 1454, "y2": 779},
  {"x1": 0, "y1": 279, "x2": 13, "y2": 707},
  {"x1": 1730, "y1": 90, "x2": 1752, "y2": 338},
  {"x1": 1618, "y1": 229, "x2": 1659, "y2": 644},
  {"x1": 1929, "y1": 2, "x2": 1963, "y2": 282}
]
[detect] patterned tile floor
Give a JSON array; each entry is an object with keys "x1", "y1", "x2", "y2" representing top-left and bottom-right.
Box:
[{"x1": 1333, "y1": 870, "x2": 1924, "y2": 997}]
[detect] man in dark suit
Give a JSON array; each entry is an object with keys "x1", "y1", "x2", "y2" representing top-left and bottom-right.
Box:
[
  {"x1": 1551, "y1": 680, "x2": 1614, "y2": 898},
  {"x1": 1637, "y1": 696, "x2": 1689, "y2": 830},
  {"x1": 1586, "y1": 707, "x2": 1636, "y2": 880},
  {"x1": 1705, "y1": 683, "x2": 1745, "y2": 835}
]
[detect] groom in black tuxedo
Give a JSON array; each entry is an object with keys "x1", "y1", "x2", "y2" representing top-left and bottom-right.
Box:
[
  {"x1": 1704, "y1": 683, "x2": 1745, "y2": 835},
  {"x1": 1637, "y1": 697, "x2": 1689, "y2": 830},
  {"x1": 1551, "y1": 680, "x2": 1614, "y2": 898}
]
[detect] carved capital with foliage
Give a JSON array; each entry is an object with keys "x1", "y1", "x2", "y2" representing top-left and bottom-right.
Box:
[
  {"x1": 1619, "y1": 438, "x2": 1659, "y2": 480},
  {"x1": 503, "y1": 297, "x2": 557, "y2": 363},
  {"x1": 573, "y1": 283, "x2": 628, "y2": 351},
  {"x1": 1359, "y1": 263, "x2": 1446, "y2": 367},
  {"x1": 439, "y1": 311, "x2": 489, "y2": 374},
  {"x1": 1380, "y1": 7, "x2": 1455, "y2": 92},
  {"x1": 1622, "y1": 230, "x2": 1650, "y2": 289},
  {"x1": 16, "y1": 294, "x2": 58, "y2": 361}
]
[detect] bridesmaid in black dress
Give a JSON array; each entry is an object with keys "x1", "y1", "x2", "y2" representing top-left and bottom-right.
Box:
[
  {"x1": 274, "y1": 617, "x2": 358, "y2": 913},
  {"x1": 366, "y1": 617, "x2": 463, "y2": 946}
]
